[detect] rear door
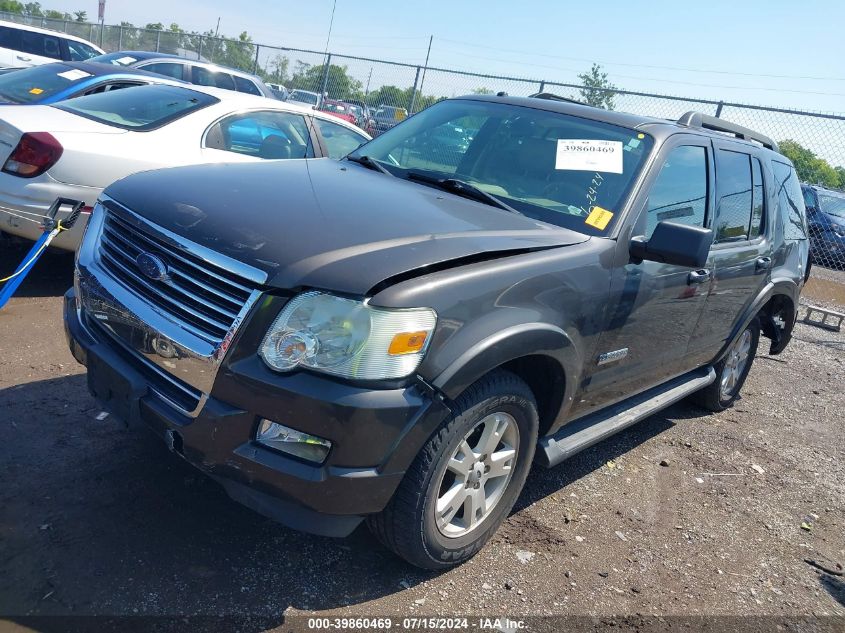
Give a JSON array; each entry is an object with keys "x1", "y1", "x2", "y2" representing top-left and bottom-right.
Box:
[{"x1": 686, "y1": 143, "x2": 772, "y2": 364}]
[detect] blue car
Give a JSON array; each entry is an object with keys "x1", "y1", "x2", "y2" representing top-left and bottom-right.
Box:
[
  {"x1": 802, "y1": 184, "x2": 845, "y2": 269},
  {"x1": 87, "y1": 50, "x2": 181, "y2": 66},
  {"x1": 0, "y1": 61, "x2": 182, "y2": 105}
]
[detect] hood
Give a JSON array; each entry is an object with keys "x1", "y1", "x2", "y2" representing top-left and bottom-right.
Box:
[{"x1": 104, "y1": 159, "x2": 589, "y2": 294}]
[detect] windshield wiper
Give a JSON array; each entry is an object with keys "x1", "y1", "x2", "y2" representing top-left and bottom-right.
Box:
[
  {"x1": 406, "y1": 171, "x2": 522, "y2": 215},
  {"x1": 346, "y1": 154, "x2": 392, "y2": 176}
]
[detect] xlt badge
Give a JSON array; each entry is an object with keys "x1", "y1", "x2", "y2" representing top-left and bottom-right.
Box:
[{"x1": 597, "y1": 348, "x2": 628, "y2": 366}]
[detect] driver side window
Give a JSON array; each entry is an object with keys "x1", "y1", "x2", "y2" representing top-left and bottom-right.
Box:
[{"x1": 644, "y1": 145, "x2": 708, "y2": 239}]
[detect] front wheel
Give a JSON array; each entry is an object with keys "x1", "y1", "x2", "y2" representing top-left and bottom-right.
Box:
[
  {"x1": 691, "y1": 319, "x2": 760, "y2": 412},
  {"x1": 368, "y1": 370, "x2": 538, "y2": 569}
]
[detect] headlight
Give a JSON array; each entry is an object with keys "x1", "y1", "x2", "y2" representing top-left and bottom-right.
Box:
[
  {"x1": 832, "y1": 224, "x2": 845, "y2": 238},
  {"x1": 259, "y1": 291, "x2": 436, "y2": 380}
]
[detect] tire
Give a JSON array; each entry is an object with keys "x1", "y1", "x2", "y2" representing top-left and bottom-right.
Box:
[
  {"x1": 691, "y1": 318, "x2": 760, "y2": 412},
  {"x1": 367, "y1": 369, "x2": 538, "y2": 569}
]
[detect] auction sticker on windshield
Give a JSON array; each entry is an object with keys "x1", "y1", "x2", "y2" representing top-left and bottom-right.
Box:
[
  {"x1": 556, "y1": 139, "x2": 623, "y2": 174},
  {"x1": 57, "y1": 69, "x2": 92, "y2": 81}
]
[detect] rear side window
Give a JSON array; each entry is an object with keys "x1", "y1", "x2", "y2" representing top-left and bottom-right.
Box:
[
  {"x1": 192, "y1": 66, "x2": 236, "y2": 91},
  {"x1": 315, "y1": 118, "x2": 368, "y2": 159},
  {"x1": 714, "y1": 149, "x2": 753, "y2": 243},
  {"x1": 644, "y1": 145, "x2": 708, "y2": 239},
  {"x1": 205, "y1": 110, "x2": 313, "y2": 158},
  {"x1": 749, "y1": 157, "x2": 765, "y2": 239},
  {"x1": 233, "y1": 75, "x2": 262, "y2": 96},
  {"x1": 140, "y1": 62, "x2": 184, "y2": 80},
  {"x1": 54, "y1": 84, "x2": 219, "y2": 131},
  {"x1": 21, "y1": 31, "x2": 61, "y2": 59},
  {"x1": 772, "y1": 161, "x2": 808, "y2": 240}
]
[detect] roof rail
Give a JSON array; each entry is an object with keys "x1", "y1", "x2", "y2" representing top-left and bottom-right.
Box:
[
  {"x1": 529, "y1": 92, "x2": 585, "y2": 105},
  {"x1": 677, "y1": 111, "x2": 779, "y2": 152}
]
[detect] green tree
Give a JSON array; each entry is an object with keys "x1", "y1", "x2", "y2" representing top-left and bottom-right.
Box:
[
  {"x1": 779, "y1": 139, "x2": 841, "y2": 188},
  {"x1": 577, "y1": 63, "x2": 617, "y2": 110},
  {"x1": 262, "y1": 54, "x2": 290, "y2": 85},
  {"x1": 471, "y1": 87, "x2": 494, "y2": 95},
  {"x1": 835, "y1": 166, "x2": 845, "y2": 190},
  {"x1": 365, "y1": 84, "x2": 407, "y2": 108},
  {"x1": 23, "y1": 2, "x2": 42, "y2": 15},
  {"x1": 0, "y1": 1, "x2": 24, "y2": 12},
  {"x1": 73, "y1": 9, "x2": 86, "y2": 21},
  {"x1": 289, "y1": 63, "x2": 362, "y2": 100},
  {"x1": 43, "y1": 9, "x2": 68, "y2": 19}
]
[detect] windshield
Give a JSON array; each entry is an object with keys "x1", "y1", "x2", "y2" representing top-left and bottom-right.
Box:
[
  {"x1": 290, "y1": 90, "x2": 318, "y2": 105},
  {"x1": 89, "y1": 52, "x2": 143, "y2": 66},
  {"x1": 0, "y1": 63, "x2": 91, "y2": 104},
  {"x1": 54, "y1": 84, "x2": 218, "y2": 131},
  {"x1": 351, "y1": 99, "x2": 654, "y2": 235},
  {"x1": 818, "y1": 192, "x2": 845, "y2": 219}
]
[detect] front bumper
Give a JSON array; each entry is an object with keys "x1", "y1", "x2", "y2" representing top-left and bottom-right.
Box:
[{"x1": 64, "y1": 288, "x2": 450, "y2": 537}]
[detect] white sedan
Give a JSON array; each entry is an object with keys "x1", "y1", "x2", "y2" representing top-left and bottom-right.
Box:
[{"x1": 0, "y1": 83, "x2": 371, "y2": 250}]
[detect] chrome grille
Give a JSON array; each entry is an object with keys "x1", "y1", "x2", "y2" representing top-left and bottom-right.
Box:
[{"x1": 98, "y1": 209, "x2": 258, "y2": 343}]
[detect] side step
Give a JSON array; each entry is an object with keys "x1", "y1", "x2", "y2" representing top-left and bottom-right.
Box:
[{"x1": 536, "y1": 367, "x2": 716, "y2": 468}]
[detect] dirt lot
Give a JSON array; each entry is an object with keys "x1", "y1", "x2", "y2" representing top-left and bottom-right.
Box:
[{"x1": 0, "y1": 240, "x2": 844, "y2": 632}]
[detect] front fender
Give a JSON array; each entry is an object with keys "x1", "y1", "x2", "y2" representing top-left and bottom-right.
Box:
[{"x1": 430, "y1": 322, "x2": 581, "y2": 416}]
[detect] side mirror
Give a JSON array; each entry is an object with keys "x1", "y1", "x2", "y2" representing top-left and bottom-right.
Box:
[{"x1": 629, "y1": 221, "x2": 713, "y2": 269}]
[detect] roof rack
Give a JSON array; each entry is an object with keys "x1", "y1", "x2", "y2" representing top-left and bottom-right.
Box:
[
  {"x1": 528, "y1": 92, "x2": 585, "y2": 105},
  {"x1": 677, "y1": 111, "x2": 779, "y2": 152}
]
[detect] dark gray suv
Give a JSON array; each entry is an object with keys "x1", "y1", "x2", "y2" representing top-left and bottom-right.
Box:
[{"x1": 64, "y1": 95, "x2": 809, "y2": 569}]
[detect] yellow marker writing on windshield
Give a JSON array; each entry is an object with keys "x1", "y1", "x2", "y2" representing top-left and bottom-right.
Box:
[{"x1": 585, "y1": 206, "x2": 614, "y2": 230}]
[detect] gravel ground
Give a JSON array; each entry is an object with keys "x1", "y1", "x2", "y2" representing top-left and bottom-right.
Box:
[{"x1": 0, "y1": 242, "x2": 843, "y2": 632}]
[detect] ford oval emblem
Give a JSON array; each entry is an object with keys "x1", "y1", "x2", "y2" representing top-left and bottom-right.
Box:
[{"x1": 135, "y1": 252, "x2": 169, "y2": 282}]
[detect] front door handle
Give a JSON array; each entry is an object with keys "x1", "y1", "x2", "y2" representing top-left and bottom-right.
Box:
[
  {"x1": 16, "y1": 55, "x2": 31, "y2": 61},
  {"x1": 755, "y1": 257, "x2": 772, "y2": 272},
  {"x1": 687, "y1": 269, "x2": 711, "y2": 285}
]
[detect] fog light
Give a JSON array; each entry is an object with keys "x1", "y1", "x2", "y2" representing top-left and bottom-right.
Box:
[{"x1": 255, "y1": 419, "x2": 332, "y2": 463}]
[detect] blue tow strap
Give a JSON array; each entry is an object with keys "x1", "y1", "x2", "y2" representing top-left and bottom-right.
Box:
[{"x1": 0, "y1": 198, "x2": 84, "y2": 311}]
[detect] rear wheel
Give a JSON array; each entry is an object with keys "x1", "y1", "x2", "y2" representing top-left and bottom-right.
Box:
[
  {"x1": 368, "y1": 370, "x2": 538, "y2": 569},
  {"x1": 691, "y1": 319, "x2": 760, "y2": 412}
]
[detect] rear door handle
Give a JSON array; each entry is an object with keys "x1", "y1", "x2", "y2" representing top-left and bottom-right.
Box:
[
  {"x1": 755, "y1": 257, "x2": 772, "y2": 272},
  {"x1": 16, "y1": 55, "x2": 31, "y2": 61},
  {"x1": 687, "y1": 269, "x2": 711, "y2": 285}
]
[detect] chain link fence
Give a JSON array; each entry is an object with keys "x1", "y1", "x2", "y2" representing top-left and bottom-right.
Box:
[{"x1": 2, "y1": 12, "x2": 844, "y2": 290}]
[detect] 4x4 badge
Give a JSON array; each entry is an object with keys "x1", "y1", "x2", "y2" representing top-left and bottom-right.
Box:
[{"x1": 597, "y1": 348, "x2": 628, "y2": 365}]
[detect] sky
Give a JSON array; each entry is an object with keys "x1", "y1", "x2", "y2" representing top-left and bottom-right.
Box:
[{"x1": 40, "y1": 0, "x2": 845, "y2": 114}]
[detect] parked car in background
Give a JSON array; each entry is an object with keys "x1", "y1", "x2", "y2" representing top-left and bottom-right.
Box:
[
  {"x1": 0, "y1": 19, "x2": 104, "y2": 68},
  {"x1": 344, "y1": 103, "x2": 369, "y2": 129},
  {"x1": 89, "y1": 50, "x2": 181, "y2": 66},
  {"x1": 372, "y1": 104, "x2": 408, "y2": 132},
  {"x1": 802, "y1": 184, "x2": 845, "y2": 269},
  {"x1": 266, "y1": 82, "x2": 289, "y2": 101},
  {"x1": 89, "y1": 52, "x2": 275, "y2": 98},
  {"x1": 0, "y1": 83, "x2": 369, "y2": 251},
  {"x1": 319, "y1": 99, "x2": 357, "y2": 125},
  {"x1": 0, "y1": 61, "x2": 183, "y2": 105},
  {"x1": 63, "y1": 95, "x2": 808, "y2": 569},
  {"x1": 288, "y1": 89, "x2": 322, "y2": 109}
]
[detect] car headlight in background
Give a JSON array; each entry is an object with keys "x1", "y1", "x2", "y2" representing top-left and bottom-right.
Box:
[
  {"x1": 259, "y1": 291, "x2": 436, "y2": 380},
  {"x1": 832, "y1": 224, "x2": 845, "y2": 238}
]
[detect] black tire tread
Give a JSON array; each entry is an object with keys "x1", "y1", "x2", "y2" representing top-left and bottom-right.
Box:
[{"x1": 367, "y1": 369, "x2": 536, "y2": 569}]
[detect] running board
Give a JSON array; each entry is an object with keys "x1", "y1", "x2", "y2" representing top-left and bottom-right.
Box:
[{"x1": 536, "y1": 367, "x2": 716, "y2": 468}]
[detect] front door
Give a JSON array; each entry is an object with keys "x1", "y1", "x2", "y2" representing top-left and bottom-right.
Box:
[
  {"x1": 686, "y1": 145, "x2": 772, "y2": 364},
  {"x1": 572, "y1": 137, "x2": 715, "y2": 416}
]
